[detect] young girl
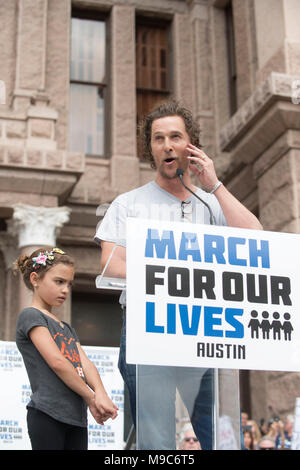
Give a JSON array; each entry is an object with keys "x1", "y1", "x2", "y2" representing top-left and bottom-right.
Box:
[{"x1": 15, "y1": 247, "x2": 118, "y2": 450}]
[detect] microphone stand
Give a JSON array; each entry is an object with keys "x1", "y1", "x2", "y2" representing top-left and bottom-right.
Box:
[{"x1": 176, "y1": 168, "x2": 216, "y2": 225}]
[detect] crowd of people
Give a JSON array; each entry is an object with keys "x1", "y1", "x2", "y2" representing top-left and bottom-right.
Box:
[
  {"x1": 176, "y1": 411, "x2": 295, "y2": 451},
  {"x1": 241, "y1": 411, "x2": 294, "y2": 450}
]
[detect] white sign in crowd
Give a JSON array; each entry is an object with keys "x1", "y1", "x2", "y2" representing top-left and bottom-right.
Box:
[
  {"x1": 126, "y1": 218, "x2": 300, "y2": 372},
  {"x1": 0, "y1": 341, "x2": 124, "y2": 450}
]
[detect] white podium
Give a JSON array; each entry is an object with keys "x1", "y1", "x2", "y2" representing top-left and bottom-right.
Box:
[{"x1": 96, "y1": 217, "x2": 300, "y2": 449}]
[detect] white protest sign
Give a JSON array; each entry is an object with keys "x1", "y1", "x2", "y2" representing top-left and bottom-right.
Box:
[
  {"x1": 0, "y1": 341, "x2": 31, "y2": 449},
  {"x1": 217, "y1": 415, "x2": 239, "y2": 450},
  {"x1": 0, "y1": 341, "x2": 124, "y2": 450},
  {"x1": 126, "y1": 218, "x2": 300, "y2": 371}
]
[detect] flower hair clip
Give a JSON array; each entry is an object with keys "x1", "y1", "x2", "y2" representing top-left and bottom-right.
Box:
[
  {"x1": 32, "y1": 247, "x2": 66, "y2": 270},
  {"x1": 52, "y1": 248, "x2": 65, "y2": 255},
  {"x1": 32, "y1": 252, "x2": 48, "y2": 269}
]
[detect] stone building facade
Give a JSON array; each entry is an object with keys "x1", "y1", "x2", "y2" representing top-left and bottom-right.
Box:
[{"x1": 1, "y1": 0, "x2": 300, "y2": 425}]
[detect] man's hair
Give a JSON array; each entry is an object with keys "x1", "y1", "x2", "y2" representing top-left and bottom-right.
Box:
[
  {"x1": 178, "y1": 423, "x2": 194, "y2": 446},
  {"x1": 139, "y1": 100, "x2": 201, "y2": 169}
]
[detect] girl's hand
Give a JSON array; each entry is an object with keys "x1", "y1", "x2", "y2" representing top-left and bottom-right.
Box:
[
  {"x1": 94, "y1": 391, "x2": 119, "y2": 422},
  {"x1": 88, "y1": 396, "x2": 106, "y2": 425}
]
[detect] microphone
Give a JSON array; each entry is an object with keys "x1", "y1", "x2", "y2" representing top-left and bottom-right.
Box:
[{"x1": 176, "y1": 168, "x2": 216, "y2": 225}]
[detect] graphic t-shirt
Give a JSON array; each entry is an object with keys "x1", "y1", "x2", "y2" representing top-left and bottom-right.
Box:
[{"x1": 16, "y1": 307, "x2": 87, "y2": 427}]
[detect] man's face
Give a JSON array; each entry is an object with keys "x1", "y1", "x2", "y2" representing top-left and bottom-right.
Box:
[
  {"x1": 258, "y1": 439, "x2": 275, "y2": 450},
  {"x1": 150, "y1": 115, "x2": 191, "y2": 180},
  {"x1": 180, "y1": 429, "x2": 201, "y2": 450}
]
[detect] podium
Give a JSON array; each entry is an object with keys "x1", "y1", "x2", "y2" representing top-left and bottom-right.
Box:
[
  {"x1": 97, "y1": 216, "x2": 300, "y2": 449},
  {"x1": 136, "y1": 365, "x2": 240, "y2": 449},
  {"x1": 96, "y1": 226, "x2": 243, "y2": 450},
  {"x1": 97, "y1": 273, "x2": 241, "y2": 449}
]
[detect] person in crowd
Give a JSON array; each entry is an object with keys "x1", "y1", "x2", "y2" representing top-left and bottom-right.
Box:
[
  {"x1": 247, "y1": 419, "x2": 262, "y2": 449},
  {"x1": 14, "y1": 247, "x2": 118, "y2": 450},
  {"x1": 275, "y1": 414, "x2": 294, "y2": 449},
  {"x1": 95, "y1": 100, "x2": 262, "y2": 449},
  {"x1": 265, "y1": 417, "x2": 285, "y2": 449},
  {"x1": 257, "y1": 436, "x2": 276, "y2": 450},
  {"x1": 242, "y1": 426, "x2": 255, "y2": 450},
  {"x1": 179, "y1": 423, "x2": 201, "y2": 450},
  {"x1": 259, "y1": 417, "x2": 268, "y2": 436},
  {"x1": 241, "y1": 411, "x2": 249, "y2": 428}
]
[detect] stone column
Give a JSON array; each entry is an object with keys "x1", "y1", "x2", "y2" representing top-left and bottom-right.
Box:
[
  {"x1": 110, "y1": 5, "x2": 139, "y2": 193},
  {"x1": 188, "y1": 0, "x2": 215, "y2": 157},
  {"x1": 5, "y1": 0, "x2": 58, "y2": 152},
  {"x1": 14, "y1": 0, "x2": 49, "y2": 110},
  {"x1": 12, "y1": 204, "x2": 71, "y2": 321},
  {"x1": 172, "y1": 12, "x2": 196, "y2": 114}
]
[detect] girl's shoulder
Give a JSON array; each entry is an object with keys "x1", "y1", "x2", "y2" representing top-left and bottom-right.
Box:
[
  {"x1": 18, "y1": 307, "x2": 46, "y2": 322},
  {"x1": 18, "y1": 306, "x2": 43, "y2": 320},
  {"x1": 16, "y1": 307, "x2": 49, "y2": 338}
]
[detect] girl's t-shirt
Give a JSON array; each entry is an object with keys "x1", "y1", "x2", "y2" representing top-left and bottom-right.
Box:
[{"x1": 16, "y1": 307, "x2": 87, "y2": 427}]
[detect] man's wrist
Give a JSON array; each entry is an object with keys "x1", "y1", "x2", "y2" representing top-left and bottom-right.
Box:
[{"x1": 209, "y1": 180, "x2": 222, "y2": 194}]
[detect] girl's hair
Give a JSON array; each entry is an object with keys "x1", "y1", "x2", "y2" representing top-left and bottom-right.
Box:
[
  {"x1": 13, "y1": 247, "x2": 74, "y2": 291},
  {"x1": 139, "y1": 100, "x2": 201, "y2": 169}
]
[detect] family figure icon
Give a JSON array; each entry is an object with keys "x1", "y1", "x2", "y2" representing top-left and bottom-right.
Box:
[{"x1": 248, "y1": 310, "x2": 293, "y2": 341}]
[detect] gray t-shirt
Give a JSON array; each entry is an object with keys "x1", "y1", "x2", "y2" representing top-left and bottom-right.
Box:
[
  {"x1": 94, "y1": 181, "x2": 227, "y2": 304},
  {"x1": 16, "y1": 307, "x2": 87, "y2": 427}
]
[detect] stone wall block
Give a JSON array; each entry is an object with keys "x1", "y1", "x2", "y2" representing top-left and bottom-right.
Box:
[
  {"x1": 257, "y1": 152, "x2": 293, "y2": 206},
  {"x1": 45, "y1": 150, "x2": 62, "y2": 169},
  {"x1": 65, "y1": 152, "x2": 85, "y2": 172},
  {"x1": 259, "y1": 185, "x2": 296, "y2": 231},
  {"x1": 7, "y1": 147, "x2": 24, "y2": 165},
  {"x1": 288, "y1": 42, "x2": 300, "y2": 75},
  {"x1": 6, "y1": 120, "x2": 27, "y2": 139},
  {"x1": 0, "y1": 146, "x2": 5, "y2": 163},
  {"x1": 30, "y1": 119, "x2": 53, "y2": 139},
  {"x1": 26, "y1": 149, "x2": 43, "y2": 167}
]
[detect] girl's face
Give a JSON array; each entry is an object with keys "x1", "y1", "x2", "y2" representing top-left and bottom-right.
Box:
[{"x1": 31, "y1": 263, "x2": 74, "y2": 310}]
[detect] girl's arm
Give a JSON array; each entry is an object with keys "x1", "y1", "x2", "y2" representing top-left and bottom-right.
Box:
[
  {"x1": 29, "y1": 326, "x2": 104, "y2": 424},
  {"x1": 77, "y1": 343, "x2": 118, "y2": 421}
]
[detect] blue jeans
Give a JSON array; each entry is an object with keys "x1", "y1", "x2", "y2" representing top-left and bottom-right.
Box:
[{"x1": 118, "y1": 312, "x2": 213, "y2": 450}]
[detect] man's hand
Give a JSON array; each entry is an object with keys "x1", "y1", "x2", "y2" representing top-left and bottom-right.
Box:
[{"x1": 187, "y1": 144, "x2": 218, "y2": 191}]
